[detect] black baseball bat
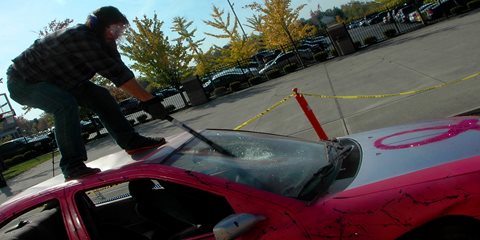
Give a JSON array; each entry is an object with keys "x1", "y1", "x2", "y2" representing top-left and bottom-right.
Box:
[{"x1": 165, "y1": 115, "x2": 235, "y2": 157}]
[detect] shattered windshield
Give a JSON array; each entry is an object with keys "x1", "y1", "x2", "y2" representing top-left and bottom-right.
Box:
[{"x1": 163, "y1": 130, "x2": 329, "y2": 198}]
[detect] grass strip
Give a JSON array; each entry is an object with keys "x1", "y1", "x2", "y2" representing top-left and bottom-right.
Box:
[{"x1": 2, "y1": 151, "x2": 60, "y2": 180}]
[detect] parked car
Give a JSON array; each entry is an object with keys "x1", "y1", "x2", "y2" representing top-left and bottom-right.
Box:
[
  {"x1": 0, "y1": 137, "x2": 32, "y2": 162},
  {"x1": 426, "y1": 0, "x2": 467, "y2": 20},
  {"x1": 367, "y1": 11, "x2": 388, "y2": 25},
  {"x1": 259, "y1": 50, "x2": 313, "y2": 75},
  {"x1": 361, "y1": 12, "x2": 379, "y2": 26},
  {"x1": 395, "y1": 5, "x2": 416, "y2": 23},
  {"x1": 211, "y1": 67, "x2": 259, "y2": 89},
  {"x1": 80, "y1": 117, "x2": 104, "y2": 135},
  {"x1": 347, "y1": 20, "x2": 362, "y2": 29},
  {"x1": 301, "y1": 37, "x2": 328, "y2": 50},
  {"x1": 408, "y1": 3, "x2": 435, "y2": 22},
  {"x1": 200, "y1": 78, "x2": 214, "y2": 97},
  {"x1": 27, "y1": 134, "x2": 56, "y2": 154},
  {"x1": 252, "y1": 50, "x2": 280, "y2": 65},
  {"x1": 153, "y1": 87, "x2": 179, "y2": 100},
  {"x1": 0, "y1": 134, "x2": 55, "y2": 163},
  {"x1": 3, "y1": 116, "x2": 480, "y2": 239},
  {"x1": 118, "y1": 98, "x2": 141, "y2": 115}
]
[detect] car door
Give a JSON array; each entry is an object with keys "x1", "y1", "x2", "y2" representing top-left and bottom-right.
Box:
[
  {"x1": 65, "y1": 166, "x2": 309, "y2": 240},
  {"x1": 0, "y1": 192, "x2": 77, "y2": 240}
]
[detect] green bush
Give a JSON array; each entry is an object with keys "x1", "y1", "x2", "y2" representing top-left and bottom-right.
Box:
[
  {"x1": 383, "y1": 29, "x2": 397, "y2": 38},
  {"x1": 283, "y1": 63, "x2": 298, "y2": 73},
  {"x1": 4, "y1": 150, "x2": 40, "y2": 168},
  {"x1": 213, "y1": 86, "x2": 228, "y2": 97},
  {"x1": 330, "y1": 48, "x2": 338, "y2": 57},
  {"x1": 364, "y1": 36, "x2": 378, "y2": 45},
  {"x1": 265, "y1": 69, "x2": 282, "y2": 79},
  {"x1": 467, "y1": 0, "x2": 480, "y2": 9},
  {"x1": 248, "y1": 76, "x2": 265, "y2": 85},
  {"x1": 314, "y1": 51, "x2": 328, "y2": 62},
  {"x1": 5, "y1": 155, "x2": 25, "y2": 168},
  {"x1": 451, "y1": 5, "x2": 467, "y2": 14}
]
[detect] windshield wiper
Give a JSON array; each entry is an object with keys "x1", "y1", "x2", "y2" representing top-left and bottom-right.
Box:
[{"x1": 297, "y1": 143, "x2": 354, "y2": 200}]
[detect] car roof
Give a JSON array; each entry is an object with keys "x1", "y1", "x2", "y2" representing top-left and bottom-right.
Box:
[
  {"x1": 0, "y1": 131, "x2": 192, "y2": 210},
  {"x1": 1, "y1": 137, "x2": 27, "y2": 145}
]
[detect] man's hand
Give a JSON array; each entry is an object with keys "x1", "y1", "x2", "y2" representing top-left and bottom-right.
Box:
[{"x1": 141, "y1": 97, "x2": 168, "y2": 120}]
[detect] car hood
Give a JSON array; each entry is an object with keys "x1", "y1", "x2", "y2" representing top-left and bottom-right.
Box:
[{"x1": 342, "y1": 116, "x2": 480, "y2": 189}]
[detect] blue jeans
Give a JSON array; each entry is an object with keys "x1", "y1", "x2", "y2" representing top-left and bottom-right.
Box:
[{"x1": 6, "y1": 66, "x2": 138, "y2": 176}]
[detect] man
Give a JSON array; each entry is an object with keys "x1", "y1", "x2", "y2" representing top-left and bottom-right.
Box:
[{"x1": 6, "y1": 6, "x2": 167, "y2": 180}]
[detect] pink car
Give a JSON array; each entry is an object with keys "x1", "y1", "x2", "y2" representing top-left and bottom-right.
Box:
[{"x1": 1, "y1": 116, "x2": 480, "y2": 239}]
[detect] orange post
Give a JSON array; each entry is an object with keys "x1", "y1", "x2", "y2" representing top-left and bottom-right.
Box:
[{"x1": 292, "y1": 88, "x2": 328, "y2": 140}]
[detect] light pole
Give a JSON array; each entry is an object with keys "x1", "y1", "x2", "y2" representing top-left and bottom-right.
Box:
[{"x1": 226, "y1": 0, "x2": 248, "y2": 40}]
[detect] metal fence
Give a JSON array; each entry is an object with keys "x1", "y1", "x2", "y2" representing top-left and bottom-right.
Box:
[
  {"x1": 198, "y1": 39, "x2": 330, "y2": 98},
  {"x1": 347, "y1": 21, "x2": 424, "y2": 47},
  {"x1": 83, "y1": 92, "x2": 190, "y2": 141}
]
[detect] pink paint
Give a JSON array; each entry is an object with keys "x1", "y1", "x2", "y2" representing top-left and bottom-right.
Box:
[{"x1": 374, "y1": 119, "x2": 480, "y2": 150}]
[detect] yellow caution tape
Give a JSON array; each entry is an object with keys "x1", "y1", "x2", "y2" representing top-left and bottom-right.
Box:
[
  {"x1": 303, "y1": 72, "x2": 480, "y2": 99},
  {"x1": 234, "y1": 94, "x2": 295, "y2": 130},
  {"x1": 234, "y1": 71, "x2": 480, "y2": 129}
]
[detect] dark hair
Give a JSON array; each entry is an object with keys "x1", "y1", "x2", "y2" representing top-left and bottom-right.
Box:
[{"x1": 86, "y1": 6, "x2": 129, "y2": 39}]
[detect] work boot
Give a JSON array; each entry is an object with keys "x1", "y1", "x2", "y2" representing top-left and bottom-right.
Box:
[
  {"x1": 125, "y1": 136, "x2": 166, "y2": 155},
  {"x1": 65, "y1": 164, "x2": 101, "y2": 181}
]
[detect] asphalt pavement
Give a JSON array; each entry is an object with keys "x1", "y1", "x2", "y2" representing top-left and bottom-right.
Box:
[{"x1": 2, "y1": 10, "x2": 480, "y2": 204}]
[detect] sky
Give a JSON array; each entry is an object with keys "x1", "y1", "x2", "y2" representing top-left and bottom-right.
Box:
[{"x1": 0, "y1": 0, "x2": 350, "y2": 120}]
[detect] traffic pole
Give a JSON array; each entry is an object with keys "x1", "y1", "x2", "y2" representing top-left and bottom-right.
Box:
[{"x1": 292, "y1": 88, "x2": 328, "y2": 141}]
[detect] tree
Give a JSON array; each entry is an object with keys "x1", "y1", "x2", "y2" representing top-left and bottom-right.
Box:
[
  {"x1": 193, "y1": 48, "x2": 223, "y2": 76},
  {"x1": 171, "y1": 17, "x2": 208, "y2": 76},
  {"x1": 375, "y1": 0, "x2": 410, "y2": 9},
  {"x1": 120, "y1": 14, "x2": 193, "y2": 91},
  {"x1": 309, "y1": 5, "x2": 328, "y2": 30},
  {"x1": 324, "y1": 7, "x2": 346, "y2": 19},
  {"x1": 341, "y1": 1, "x2": 374, "y2": 20},
  {"x1": 38, "y1": 19, "x2": 74, "y2": 37},
  {"x1": 120, "y1": 14, "x2": 171, "y2": 87},
  {"x1": 245, "y1": 0, "x2": 316, "y2": 49},
  {"x1": 203, "y1": 5, "x2": 260, "y2": 67}
]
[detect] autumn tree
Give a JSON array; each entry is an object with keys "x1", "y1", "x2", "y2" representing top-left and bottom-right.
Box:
[
  {"x1": 245, "y1": 0, "x2": 316, "y2": 49},
  {"x1": 203, "y1": 5, "x2": 260, "y2": 67},
  {"x1": 375, "y1": 0, "x2": 400, "y2": 8},
  {"x1": 193, "y1": 48, "x2": 223, "y2": 76},
  {"x1": 341, "y1": 1, "x2": 382, "y2": 20},
  {"x1": 38, "y1": 19, "x2": 74, "y2": 37},
  {"x1": 171, "y1": 17, "x2": 207, "y2": 76},
  {"x1": 120, "y1": 13, "x2": 193, "y2": 91}
]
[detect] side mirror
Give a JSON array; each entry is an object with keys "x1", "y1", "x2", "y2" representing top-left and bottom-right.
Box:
[{"x1": 213, "y1": 213, "x2": 266, "y2": 240}]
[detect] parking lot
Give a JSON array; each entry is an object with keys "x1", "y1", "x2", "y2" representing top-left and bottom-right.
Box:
[{"x1": 1, "y1": 9, "x2": 480, "y2": 204}]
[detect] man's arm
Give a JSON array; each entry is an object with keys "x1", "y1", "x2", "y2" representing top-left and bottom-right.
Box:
[
  {"x1": 120, "y1": 78, "x2": 168, "y2": 120},
  {"x1": 119, "y1": 78, "x2": 154, "y2": 102}
]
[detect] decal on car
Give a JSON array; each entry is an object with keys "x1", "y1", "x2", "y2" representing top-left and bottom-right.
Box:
[{"x1": 374, "y1": 119, "x2": 480, "y2": 150}]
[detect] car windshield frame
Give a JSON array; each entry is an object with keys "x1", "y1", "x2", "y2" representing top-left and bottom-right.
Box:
[{"x1": 161, "y1": 129, "x2": 330, "y2": 199}]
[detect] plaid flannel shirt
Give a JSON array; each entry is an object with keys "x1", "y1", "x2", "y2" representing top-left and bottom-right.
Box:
[{"x1": 11, "y1": 24, "x2": 134, "y2": 90}]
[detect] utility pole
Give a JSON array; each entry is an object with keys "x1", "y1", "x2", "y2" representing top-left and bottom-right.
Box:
[{"x1": 227, "y1": 0, "x2": 248, "y2": 40}]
